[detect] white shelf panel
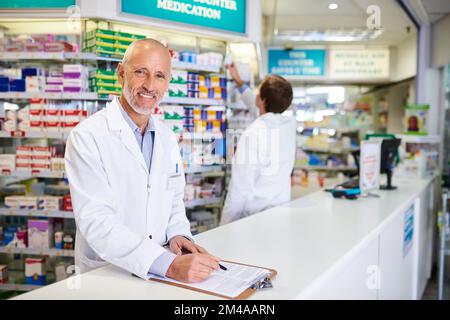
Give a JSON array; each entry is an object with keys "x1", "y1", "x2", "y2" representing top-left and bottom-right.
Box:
[
  {"x1": 0, "y1": 170, "x2": 65, "y2": 179},
  {"x1": 0, "y1": 52, "x2": 65, "y2": 61},
  {"x1": 0, "y1": 246, "x2": 74, "y2": 257},
  {"x1": 162, "y1": 97, "x2": 225, "y2": 105},
  {"x1": 172, "y1": 61, "x2": 221, "y2": 73},
  {"x1": 184, "y1": 165, "x2": 224, "y2": 174},
  {"x1": 301, "y1": 147, "x2": 360, "y2": 154},
  {"x1": 294, "y1": 165, "x2": 358, "y2": 172},
  {"x1": 0, "y1": 208, "x2": 74, "y2": 218},
  {"x1": 0, "y1": 283, "x2": 43, "y2": 292},
  {"x1": 185, "y1": 197, "x2": 222, "y2": 209},
  {"x1": 0, "y1": 131, "x2": 69, "y2": 140},
  {"x1": 0, "y1": 92, "x2": 99, "y2": 100},
  {"x1": 395, "y1": 134, "x2": 441, "y2": 144}
]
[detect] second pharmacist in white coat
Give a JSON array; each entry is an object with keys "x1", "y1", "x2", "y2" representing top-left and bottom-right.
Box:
[
  {"x1": 65, "y1": 39, "x2": 220, "y2": 283},
  {"x1": 221, "y1": 64, "x2": 296, "y2": 225}
]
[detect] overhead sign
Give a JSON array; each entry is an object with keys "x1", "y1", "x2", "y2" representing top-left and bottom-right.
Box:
[
  {"x1": 329, "y1": 49, "x2": 390, "y2": 79},
  {"x1": 0, "y1": 0, "x2": 75, "y2": 9},
  {"x1": 268, "y1": 49, "x2": 326, "y2": 77},
  {"x1": 359, "y1": 139, "x2": 381, "y2": 194},
  {"x1": 121, "y1": 0, "x2": 246, "y2": 34}
]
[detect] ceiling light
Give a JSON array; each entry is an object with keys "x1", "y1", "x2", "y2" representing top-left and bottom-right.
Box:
[{"x1": 328, "y1": 3, "x2": 338, "y2": 10}]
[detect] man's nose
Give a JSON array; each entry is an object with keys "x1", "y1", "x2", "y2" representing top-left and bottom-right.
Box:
[{"x1": 142, "y1": 75, "x2": 156, "y2": 91}]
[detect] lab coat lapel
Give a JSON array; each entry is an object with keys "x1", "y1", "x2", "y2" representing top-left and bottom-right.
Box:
[{"x1": 105, "y1": 98, "x2": 149, "y2": 174}]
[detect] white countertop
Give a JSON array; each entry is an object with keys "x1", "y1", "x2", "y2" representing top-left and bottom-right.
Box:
[{"x1": 15, "y1": 176, "x2": 436, "y2": 300}]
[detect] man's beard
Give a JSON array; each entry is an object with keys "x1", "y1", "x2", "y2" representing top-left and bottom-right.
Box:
[{"x1": 122, "y1": 80, "x2": 159, "y2": 115}]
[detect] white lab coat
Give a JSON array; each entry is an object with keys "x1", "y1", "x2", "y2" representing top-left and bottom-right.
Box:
[
  {"x1": 65, "y1": 98, "x2": 191, "y2": 279},
  {"x1": 221, "y1": 88, "x2": 296, "y2": 224}
]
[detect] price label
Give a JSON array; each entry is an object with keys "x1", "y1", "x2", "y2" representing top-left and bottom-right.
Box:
[
  {"x1": 55, "y1": 251, "x2": 61, "y2": 257},
  {"x1": 6, "y1": 247, "x2": 12, "y2": 254},
  {"x1": 12, "y1": 131, "x2": 25, "y2": 137},
  {"x1": 31, "y1": 170, "x2": 41, "y2": 177}
]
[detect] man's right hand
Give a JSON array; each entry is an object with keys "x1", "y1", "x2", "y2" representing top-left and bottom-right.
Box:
[
  {"x1": 226, "y1": 63, "x2": 244, "y2": 88},
  {"x1": 166, "y1": 253, "x2": 221, "y2": 283}
]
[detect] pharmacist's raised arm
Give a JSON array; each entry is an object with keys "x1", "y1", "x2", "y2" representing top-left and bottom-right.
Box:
[{"x1": 227, "y1": 63, "x2": 259, "y2": 118}]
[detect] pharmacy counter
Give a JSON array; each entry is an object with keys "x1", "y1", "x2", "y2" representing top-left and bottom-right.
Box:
[{"x1": 15, "y1": 176, "x2": 439, "y2": 300}]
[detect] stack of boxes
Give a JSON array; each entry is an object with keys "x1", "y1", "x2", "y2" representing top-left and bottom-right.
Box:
[
  {"x1": 89, "y1": 69, "x2": 121, "y2": 98},
  {"x1": 62, "y1": 64, "x2": 89, "y2": 93},
  {"x1": 162, "y1": 105, "x2": 184, "y2": 133},
  {"x1": 2, "y1": 34, "x2": 76, "y2": 53},
  {"x1": 5, "y1": 195, "x2": 63, "y2": 211},
  {"x1": 83, "y1": 29, "x2": 146, "y2": 58},
  {"x1": 168, "y1": 70, "x2": 188, "y2": 98},
  {"x1": 198, "y1": 74, "x2": 227, "y2": 100},
  {"x1": 15, "y1": 146, "x2": 52, "y2": 172},
  {"x1": 0, "y1": 65, "x2": 88, "y2": 94},
  {"x1": 1, "y1": 99, "x2": 87, "y2": 135}
]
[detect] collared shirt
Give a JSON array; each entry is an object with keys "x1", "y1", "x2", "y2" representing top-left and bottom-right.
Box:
[
  {"x1": 118, "y1": 102, "x2": 155, "y2": 173},
  {"x1": 118, "y1": 101, "x2": 177, "y2": 277}
]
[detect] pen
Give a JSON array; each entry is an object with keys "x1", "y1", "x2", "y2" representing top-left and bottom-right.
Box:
[{"x1": 219, "y1": 263, "x2": 227, "y2": 271}]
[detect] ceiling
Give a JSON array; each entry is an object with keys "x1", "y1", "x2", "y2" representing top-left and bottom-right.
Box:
[
  {"x1": 417, "y1": 0, "x2": 450, "y2": 23},
  {"x1": 262, "y1": 0, "x2": 418, "y2": 46}
]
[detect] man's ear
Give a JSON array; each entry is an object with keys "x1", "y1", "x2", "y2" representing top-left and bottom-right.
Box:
[{"x1": 117, "y1": 63, "x2": 125, "y2": 86}]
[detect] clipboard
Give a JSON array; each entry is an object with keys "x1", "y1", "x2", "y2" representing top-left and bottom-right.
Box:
[{"x1": 147, "y1": 260, "x2": 277, "y2": 300}]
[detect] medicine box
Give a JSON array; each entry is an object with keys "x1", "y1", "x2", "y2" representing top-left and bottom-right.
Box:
[
  {"x1": 27, "y1": 219, "x2": 52, "y2": 249},
  {"x1": 25, "y1": 258, "x2": 46, "y2": 285}
]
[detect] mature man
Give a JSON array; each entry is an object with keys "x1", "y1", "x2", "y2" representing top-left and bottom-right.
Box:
[{"x1": 65, "y1": 39, "x2": 220, "y2": 283}]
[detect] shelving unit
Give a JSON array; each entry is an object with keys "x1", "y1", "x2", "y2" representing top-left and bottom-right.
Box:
[
  {"x1": 0, "y1": 283, "x2": 42, "y2": 292},
  {"x1": 0, "y1": 246, "x2": 74, "y2": 257},
  {"x1": 0, "y1": 208, "x2": 74, "y2": 219}
]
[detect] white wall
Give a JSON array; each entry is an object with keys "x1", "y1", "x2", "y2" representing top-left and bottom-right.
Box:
[
  {"x1": 390, "y1": 34, "x2": 417, "y2": 82},
  {"x1": 432, "y1": 14, "x2": 450, "y2": 68}
]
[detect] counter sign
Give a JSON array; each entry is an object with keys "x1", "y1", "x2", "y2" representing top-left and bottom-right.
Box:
[
  {"x1": 121, "y1": 0, "x2": 246, "y2": 34},
  {"x1": 268, "y1": 49, "x2": 326, "y2": 77}
]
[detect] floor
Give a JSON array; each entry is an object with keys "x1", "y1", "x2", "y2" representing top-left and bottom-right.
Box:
[{"x1": 421, "y1": 266, "x2": 450, "y2": 300}]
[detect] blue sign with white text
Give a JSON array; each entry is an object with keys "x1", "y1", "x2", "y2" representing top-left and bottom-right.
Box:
[{"x1": 268, "y1": 49, "x2": 326, "y2": 77}]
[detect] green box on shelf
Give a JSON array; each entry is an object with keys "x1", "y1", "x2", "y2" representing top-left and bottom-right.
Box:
[
  {"x1": 86, "y1": 29, "x2": 116, "y2": 40},
  {"x1": 115, "y1": 31, "x2": 146, "y2": 42},
  {"x1": 85, "y1": 38, "x2": 115, "y2": 49},
  {"x1": 89, "y1": 78, "x2": 119, "y2": 87},
  {"x1": 404, "y1": 104, "x2": 429, "y2": 135},
  {"x1": 90, "y1": 69, "x2": 118, "y2": 81}
]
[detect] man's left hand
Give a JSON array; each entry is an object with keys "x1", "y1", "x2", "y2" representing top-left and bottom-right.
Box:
[{"x1": 169, "y1": 236, "x2": 208, "y2": 255}]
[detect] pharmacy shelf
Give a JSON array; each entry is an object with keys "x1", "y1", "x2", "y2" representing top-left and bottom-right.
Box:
[
  {"x1": 301, "y1": 146, "x2": 360, "y2": 154},
  {"x1": 163, "y1": 97, "x2": 225, "y2": 106},
  {"x1": 0, "y1": 53, "x2": 222, "y2": 73},
  {"x1": 395, "y1": 134, "x2": 441, "y2": 144},
  {"x1": 0, "y1": 208, "x2": 74, "y2": 219},
  {"x1": 294, "y1": 165, "x2": 358, "y2": 172},
  {"x1": 185, "y1": 197, "x2": 223, "y2": 209},
  {"x1": 184, "y1": 165, "x2": 224, "y2": 174},
  {"x1": 0, "y1": 131, "x2": 69, "y2": 140},
  {"x1": 0, "y1": 170, "x2": 65, "y2": 179},
  {"x1": 0, "y1": 246, "x2": 74, "y2": 257},
  {"x1": 172, "y1": 61, "x2": 221, "y2": 73},
  {"x1": 0, "y1": 283, "x2": 43, "y2": 292},
  {"x1": 0, "y1": 52, "x2": 66, "y2": 61},
  {"x1": 0, "y1": 92, "x2": 225, "y2": 105},
  {"x1": 0, "y1": 92, "x2": 99, "y2": 100}
]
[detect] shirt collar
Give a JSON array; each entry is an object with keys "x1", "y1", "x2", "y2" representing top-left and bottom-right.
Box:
[{"x1": 117, "y1": 97, "x2": 155, "y2": 134}]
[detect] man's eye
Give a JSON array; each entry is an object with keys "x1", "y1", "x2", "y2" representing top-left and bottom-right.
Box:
[
  {"x1": 134, "y1": 70, "x2": 146, "y2": 76},
  {"x1": 157, "y1": 73, "x2": 166, "y2": 79}
]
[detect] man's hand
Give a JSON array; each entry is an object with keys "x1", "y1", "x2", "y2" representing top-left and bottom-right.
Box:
[
  {"x1": 225, "y1": 63, "x2": 244, "y2": 88},
  {"x1": 166, "y1": 253, "x2": 221, "y2": 283},
  {"x1": 169, "y1": 235, "x2": 208, "y2": 255}
]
